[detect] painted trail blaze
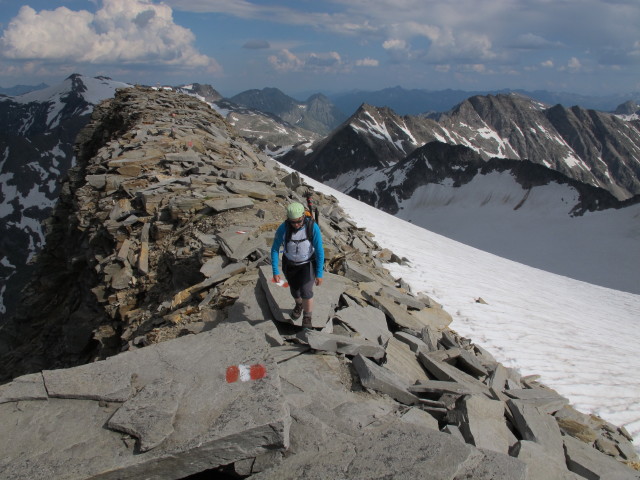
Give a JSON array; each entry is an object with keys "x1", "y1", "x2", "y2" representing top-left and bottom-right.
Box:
[{"x1": 226, "y1": 364, "x2": 267, "y2": 383}]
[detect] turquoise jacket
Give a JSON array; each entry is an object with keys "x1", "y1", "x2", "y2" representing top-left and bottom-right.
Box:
[{"x1": 271, "y1": 219, "x2": 324, "y2": 278}]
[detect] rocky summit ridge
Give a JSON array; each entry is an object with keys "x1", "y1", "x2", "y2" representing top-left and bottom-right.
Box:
[{"x1": 0, "y1": 87, "x2": 638, "y2": 479}]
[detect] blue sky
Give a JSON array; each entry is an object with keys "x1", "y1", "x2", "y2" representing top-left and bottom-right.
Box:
[{"x1": 0, "y1": 0, "x2": 639, "y2": 98}]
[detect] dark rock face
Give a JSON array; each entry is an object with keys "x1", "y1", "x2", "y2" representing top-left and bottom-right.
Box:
[
  {"x1": 283, "y1": 104, "x2": 442, "y2": 183},
  {"x1": 282, "y1": 93, "x2": 640, "y2": 201},
  {"x1": 348, "y1": 141, "x2": 634, "y2": 217},
  {"x1": 0, "y1": 74, "x2": 130, "y2": 320}
]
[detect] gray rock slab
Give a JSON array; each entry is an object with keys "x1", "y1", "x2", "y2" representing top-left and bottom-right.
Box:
[
  {"x1": 334, "y1": 302, "x2": 391, "y2": 345},
  {"x1": 199, "y1": 256, "x2": 227, "y2": 277},
  {"x1": 86, "y1": 174, "x2": 107, "y2": 190},
  {"x1": 259, "y1": 266, "x2": 349, "y2": 328},
  {"x1": 225, "y1": 179, "x2": 276, "y2": 200},
  {"x1": 394, "y1": 330, "x2": 429, "y2": 352},
  {"x1": 277, "y1": 352, "x2": 354, "y2": 411},
  {"x1": 506, "y1": 387, "x2": 569, "y2": 402},
  {"x1": 343, "y1": 260, "x2": 383, "y2": 283},
  {"x1": 352, "y1": 354, "x2": 421, "y2": 405},
  {"x1": 454, "y1": 348, "x2": 490, "y2": 378},
  {"x1": 269, "y1": 345, "x2": 309, "y2": 363},
  {"x1": 417, "y1": 349, "x2": 492, "y2": 396},
  {"x1": 0, "y1": 373, "x2": 47, "y2": 404},
  {"x1": 43, "y1": 366, "x2": 134, "y2": 402},
  {"x1": 506, "y1": 387, "x2": 570, "y2": 413},
  {"x1": 410, "y1": 305, "x2": 453, "y2": 330},
  {"x1": 409, "y1": 379, "x2": 475, "y2": 396},
  {"x1": 107, "y1": 378, "x2": 187, "y2": 452},
  {"x1": 457, "y1": 395, "x2": 511, "y2": 454},
  {"x1": 513, "y1": 440, "x2": 584, "y2": 480},
  {"x1": 227, "y1": 283, "x2": 284, "y2": 346},
  {"x1": 564, "y1": 435, "x2": 640, "y2": 480},
  {"x1": 309, "y1": 398, "x2": 398, "y2": 437},
  {"x1": 362, "y1": 290, "x2": 426, "y2": 331},
  {"x1": 463, "y1": 448, "x2": 528, "y2": 480},
  {"x1": 0, "y1": 322, "x2": 289, "y2": 480},
  {"x1": 507, "y1": 398, "x2": 565, "y2": 464},
  {"x1": 217, "y1": 227, "x2": 264, "y2": 261},
  {"x1": 206, "y1": 196, "x2": 254, "y2": 213},
  {"x1": 421, "y1": 326, "x2": 441, "y2": 351},
  {"x1": 399, "y1": 407, "x2": 440, "y2": 431},
  {"x1": 251, "y1": 421, "x2": 527, "y2": 480},
  {"x1": 488, "y1": 363, "x2": 509, "y2": 391},
  {"x1": 384, "y1": 337, "x2": 430, "y2": 384},
  {"x1": 297, "y1": 330, "x2": 385, "y2": 359},
  {"x1": 378, "y1": 285, "x2": 426, "y2": 310},
  {"x1": 164, "y1": 151, "x2": 202, "y2": 163}
]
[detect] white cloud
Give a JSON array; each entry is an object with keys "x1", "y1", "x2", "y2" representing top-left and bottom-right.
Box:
[
  {"x1": 268, "y1": 49, "x2": 304, "y2": 72},
  {"x1": 511, "y1": 33, "x2": 563, "y2": 50},
  {"x1": 541, "y1": 59, "x2": 554, "y2": 68},
  {"x1": 355, "y1": 58, "x2": 379, "y2": 67},
  {"x1": 268, "y1": 49, "x2": 344, "y2": 73},
  {"x1": 0, "y1": 0, "x2": 220, "y2": 71},
  {"x1": 568, "y1": 57, "x2": 582, "y2": 70},
  {"x1": 383, "y1": 39, "x2": 407, "y2": 51}
]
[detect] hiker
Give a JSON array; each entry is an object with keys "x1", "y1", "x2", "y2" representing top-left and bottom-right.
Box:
[{"x1": 271, "y1": 201, "x2": 324, "y2": 328}]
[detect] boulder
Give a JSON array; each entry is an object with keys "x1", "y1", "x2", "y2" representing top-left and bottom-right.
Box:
[
  {"x1": 352, "y1": 354, "x2": 421, "y2": 405},
  {"x1": 297, "y1": 330, "x2": 385, "y2": 359}
]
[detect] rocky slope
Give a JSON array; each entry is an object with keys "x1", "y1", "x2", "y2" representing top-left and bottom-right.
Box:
[
  {"x1": 0, "y1": 78, "x2": 319, "y2": 320},
  {"x1": 282, "y1": 93, "x2": 640, "y2": 201},
  {"x1": 0, "y1": 87, "x2": 638, "y2": 479}
]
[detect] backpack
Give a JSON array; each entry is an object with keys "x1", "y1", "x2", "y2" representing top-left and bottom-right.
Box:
[
  {"x1": 282, "y1": 214, "x2": 317, "y2": 268},
  {"x1": 285, "y1": 214, "x2": 315, "y2": 248}
]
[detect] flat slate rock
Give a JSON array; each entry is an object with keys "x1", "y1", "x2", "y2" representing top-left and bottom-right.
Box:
[
  {"x1": 297, "y1": 330, "x2": 385, "y2": 359},
  {"x1": 250, "y1": 421, "x2": 527, "y2": 480},
  {"x1": 0, "y1": 373, "x2": 47, "y2": 404},
  {"x1": 352, "y1": 354, "x2": 421, "y2": 406},
  {"x1": 0, "y1": 322, "x2": 289, "y2": 480},
  {"x1": 334, "y1": 302, "x2": 391, "y2": 344}
]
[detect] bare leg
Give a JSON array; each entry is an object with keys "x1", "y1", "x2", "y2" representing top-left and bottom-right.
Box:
[{"x1": 302, "y1": 297, "x2": 313, "y2": 313}]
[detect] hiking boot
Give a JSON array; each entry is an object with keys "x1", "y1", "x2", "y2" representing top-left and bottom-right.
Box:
[
  {"x1": 290, "y1": 302, "x2": 303, "y2": 320},
  {"x1": 302, "y1": 312, "x2": 313, "y2": 328}
]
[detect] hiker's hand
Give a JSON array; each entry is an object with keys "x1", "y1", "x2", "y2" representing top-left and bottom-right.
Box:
[
  {"x1": 272, "y1": 275, "x2": 281, "y2": 284},
  {"x1": 315, "y1": 277, "x2": 323, "y2": 286}
]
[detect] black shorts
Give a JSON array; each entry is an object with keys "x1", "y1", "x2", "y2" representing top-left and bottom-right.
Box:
[{"x1": 282, "y1": 257, "x2": 316, "y2": 299}]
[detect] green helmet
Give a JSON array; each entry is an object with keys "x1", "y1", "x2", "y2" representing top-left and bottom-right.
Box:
[{"x1": 286, "y1": 202, "x2": 305, "y2": 219}]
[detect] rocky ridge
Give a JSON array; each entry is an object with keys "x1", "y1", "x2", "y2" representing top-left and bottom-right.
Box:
[{"x1": 0, "y1": 87, "x2": 638, "y2": 479}]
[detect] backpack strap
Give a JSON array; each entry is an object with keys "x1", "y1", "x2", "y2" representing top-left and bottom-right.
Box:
[{"x1": 285, "y1": 216, "x2": 315, "y2": 244}]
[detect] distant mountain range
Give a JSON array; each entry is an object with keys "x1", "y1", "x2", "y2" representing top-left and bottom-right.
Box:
[
  {"x1": 0, "y1": 82, "x2": 49, "y2": 97},
  {"x1": 230, "y1": 87, "x2": 346, "y2": 135},
  {"x1": 328, "y1": 85, "x2": 640, "y2": 116},
  {"x1": 282, "y1": 94, "x2": 640, "y2": 201}
]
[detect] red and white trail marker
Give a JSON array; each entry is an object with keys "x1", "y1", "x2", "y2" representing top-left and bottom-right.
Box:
[{"x1": 226, "y1": 364, "x2": 267, "y2": 383}]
